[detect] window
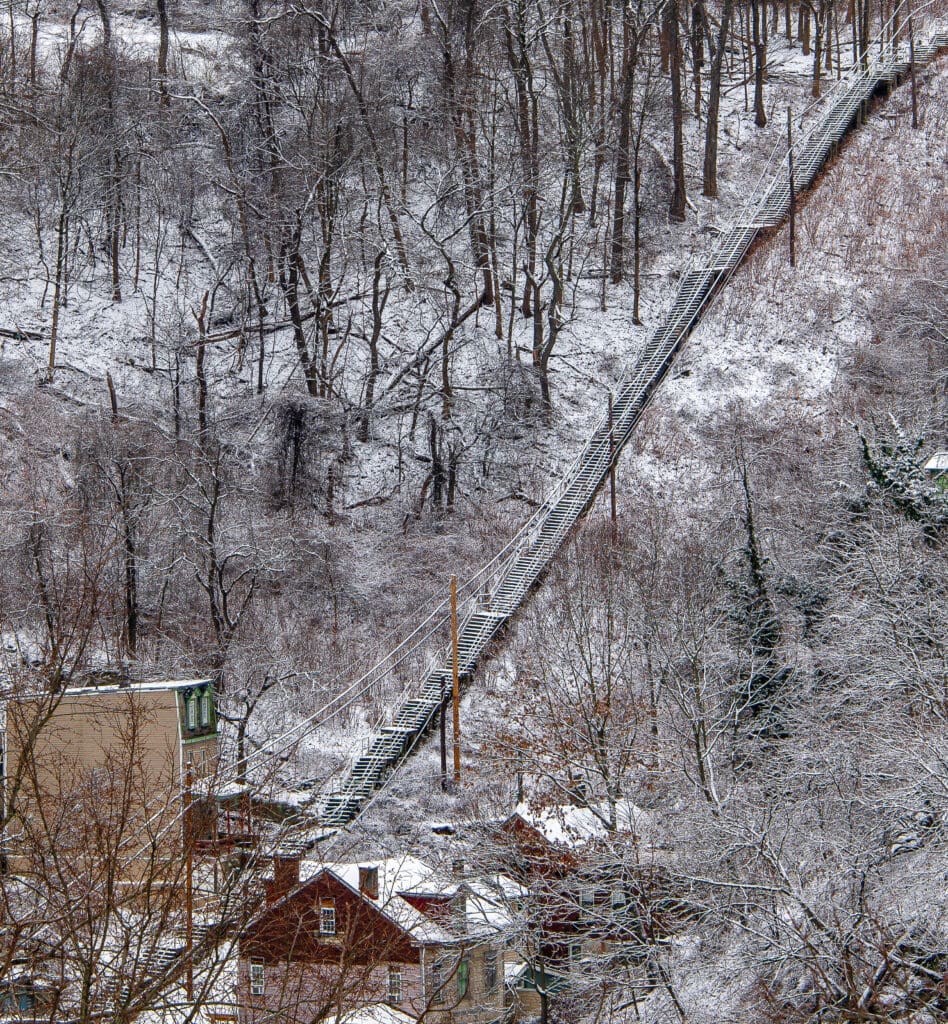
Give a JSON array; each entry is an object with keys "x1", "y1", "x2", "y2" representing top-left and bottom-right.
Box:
[
  {"x1": 186, "y1": 696, "x2": 197, "y2": 731},
  {"x1": 319, "y1": 899, "x2": 336, "y2": 935},
  {"x1": 484, "y1": 951, "x2": 498, "y2": 993},
  {"x1": 249, "y1": 962, "x2": 265, "y2": 996},
  {"x1": 200, "y1": 692, "x2": 211, "y2": 728},
  {"x1": 0, "y1": 984, "x2": 36, "y2": 1014},
  {"x1": 578, "y1": 888, "x2": 595, "y2": 921},
  {"x1": 457, "y1": 959, "x2": 469, "y2": 1000},
  {"x1": 610, "y1": 888, "x2": 625, "y2": 909},
  {"x1": 569, "y1": 943, "x2": 583, "y2": 964},
  {"x1": 359, "y1": 866, "x2": 379, "y2": 899},
  {"x1": 387, "y1": 966, "x2": 402, "y2": 1005},
  {"x1": 429, "y1": 962, "x2": 445, "y2": 1005}
]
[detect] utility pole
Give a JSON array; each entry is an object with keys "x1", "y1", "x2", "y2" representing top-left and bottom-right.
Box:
[
  {"x1": 450, "y1": 575, "x2": 461, "y2": 786},
  {"x1": 787, "y1": 106, "x2": 796, "y2": 269},
  {"x1": 608, "y1": 393, "x2": 617, "y2": 536},
  {"x1": 440, "y1": 672, "x2": 447, "y2": 791},
  {"x1": 184, "y1": 762, "x2": 194, "y2": 1003}
]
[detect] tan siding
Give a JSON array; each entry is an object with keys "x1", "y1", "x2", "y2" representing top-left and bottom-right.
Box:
[{"x1": 3, "y1": 686, "x2": 218, "y2": 877}]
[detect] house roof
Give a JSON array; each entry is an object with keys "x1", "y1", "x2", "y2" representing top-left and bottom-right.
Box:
[
  {"x1": 62, "y1": 678, "x2": 214, "y2": 697},
  {"x1": 512, "y1": 800, "x2": 651, "y2": 848},
  {"x1": 924, "y1": 451, "x2": 948, "y2": 472},
  {"x1": 505, "y1": 961, "x2": 570, "y2": 994},
  {"x1": 299, "y1": 855, "x2": 523, "y2": 943},
  {"x1": 4, "y1": 678, "x2": 214, "y2": 702}
]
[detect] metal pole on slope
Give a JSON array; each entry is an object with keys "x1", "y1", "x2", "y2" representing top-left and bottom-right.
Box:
[
  {"x1": 450, "y1": 575, "x2": 461, "y2": 785},
  {"x1": 787, "y1": 106, "x2": 796, "y2": 269}
]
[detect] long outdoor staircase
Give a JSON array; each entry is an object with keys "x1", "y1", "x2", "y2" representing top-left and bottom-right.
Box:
[{"x1": 313, "y1": 27, "x2": 947, "y2": 831}]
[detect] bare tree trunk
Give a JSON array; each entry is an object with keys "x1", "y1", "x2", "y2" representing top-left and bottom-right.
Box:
[
  {"x1": 194, "y1": 290, "x2": 210, "y2": 443},
  {"x1": 47, "y1": 200, "x2": 69, "y2": 381},
  {"x1": 632, "y1": 161, "x2": 642, "y2": 323},
  {"x1": 610, "y1": 11, "x2": 637, "y2": 282},
  {"x1": 800, "y1": 2, "x2": 812, "y2": 54},
  {"x1": 318, "y1": 17, "x2": 412, "y2": 287},
  {"x1": 278, "y1": 222, "x2": 319, "y2": 398},
  {"x1": 504, "y1": 1, "x2": 541, "y2": 322},
  {"x1": 667, "y1": 0, "x2": 688, "y2": 221},
  {"x1": 438, "y1": 12, "x2": 494, "y2": 307},
  {"x1": 812, "y1": 1, "x2": 825, "y2": 96},
  {"x1": 360, "y1": 250, "x2": 389, "y2": 442},
  {"x1": 752, "y1": 0, "x2": 768, "y2": 127},
  {"x1": 119, "y1": 468, "x2": 138, "y2": 659},
  {"x1": 95, "y1": 0, "x2": 122, "y2": 303},
  {"x1": 692, "y1": 0, "x2": 706, "y2": 118},
  {"x1": 156, "y1": 0, "x2": 170, "y2": 105},
  {"x1": 703, "y1": 0, "x2": 734, "y2": 197}
]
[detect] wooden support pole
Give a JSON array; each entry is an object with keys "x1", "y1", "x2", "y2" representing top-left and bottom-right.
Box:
[
  {"x1": 440, "y1": 677, "x2": 447, "y2": 791},
  {"x1": 787, "y1": 106, "x2": 796, "y2": 269},
  {"x1": 184, "y1": 762, "x2": 194, "y2": 1002},
  {"x1": 450, "y1": 575, "x2": 461, "y2": 786}
]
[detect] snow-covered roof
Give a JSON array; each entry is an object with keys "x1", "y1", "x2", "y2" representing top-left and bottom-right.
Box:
[
  {"x1": 299, "y1": 854, "x2": 521, "y2": 943},
  {"x1": 923, "y1": 451, "x2": 948, "y2": 472},
  {"x1": 5, "y1": 677, "x2": 214, "y2": 702},
  {"x1": 513, "y1": 800, "x2": 651, "y2": 847},
  {"x1": 63, "y1": 678, "x2": 214, "y2": 697}
]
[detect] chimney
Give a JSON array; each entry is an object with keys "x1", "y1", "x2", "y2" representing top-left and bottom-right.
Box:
[
  {"x1": 358, "y1": 865, "x2": 379, "y2": 900},
  {"x1": 266, "y1": 853, "x2": 300, "y2": 903}
]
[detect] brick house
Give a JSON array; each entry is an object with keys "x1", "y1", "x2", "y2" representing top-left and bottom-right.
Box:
[
  {"x1": 443, "y1": 804, "x2": 684, "y2": 991},
  {"x1": 238, "y1": 854, "x2": 527, "y2": 1024}
]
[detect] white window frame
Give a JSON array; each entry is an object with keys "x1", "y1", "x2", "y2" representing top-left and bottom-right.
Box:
[
  {"x1": 387, "y1": 966, "x2": 402, "y2": 1004},
  {"x1": 319, "y1": 900, "x2": 336, "y2": 936},
  {"x1": 249, "y1": 961, "x2": 265, "y2": 996},
  {"x1": 186, "y1": 696, "x2": 197, "y2": 731},
  {"x1": 200, "y1": 693, "x2": 211, "y2": 727}
]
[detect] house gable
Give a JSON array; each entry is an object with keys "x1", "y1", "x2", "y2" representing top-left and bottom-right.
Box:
[{"x1": 242, "y1": 870, "x2": 420, "y2": 965}]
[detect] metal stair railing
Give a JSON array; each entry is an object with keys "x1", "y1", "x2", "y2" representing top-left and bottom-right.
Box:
[{"x1": 307, "y1": 14, "x2": 946, "y2": 831}]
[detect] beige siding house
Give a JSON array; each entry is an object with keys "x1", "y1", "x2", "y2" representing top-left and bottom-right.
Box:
[{"x1": 1, "y1": 679, "x2": 218, "y2": 877}]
